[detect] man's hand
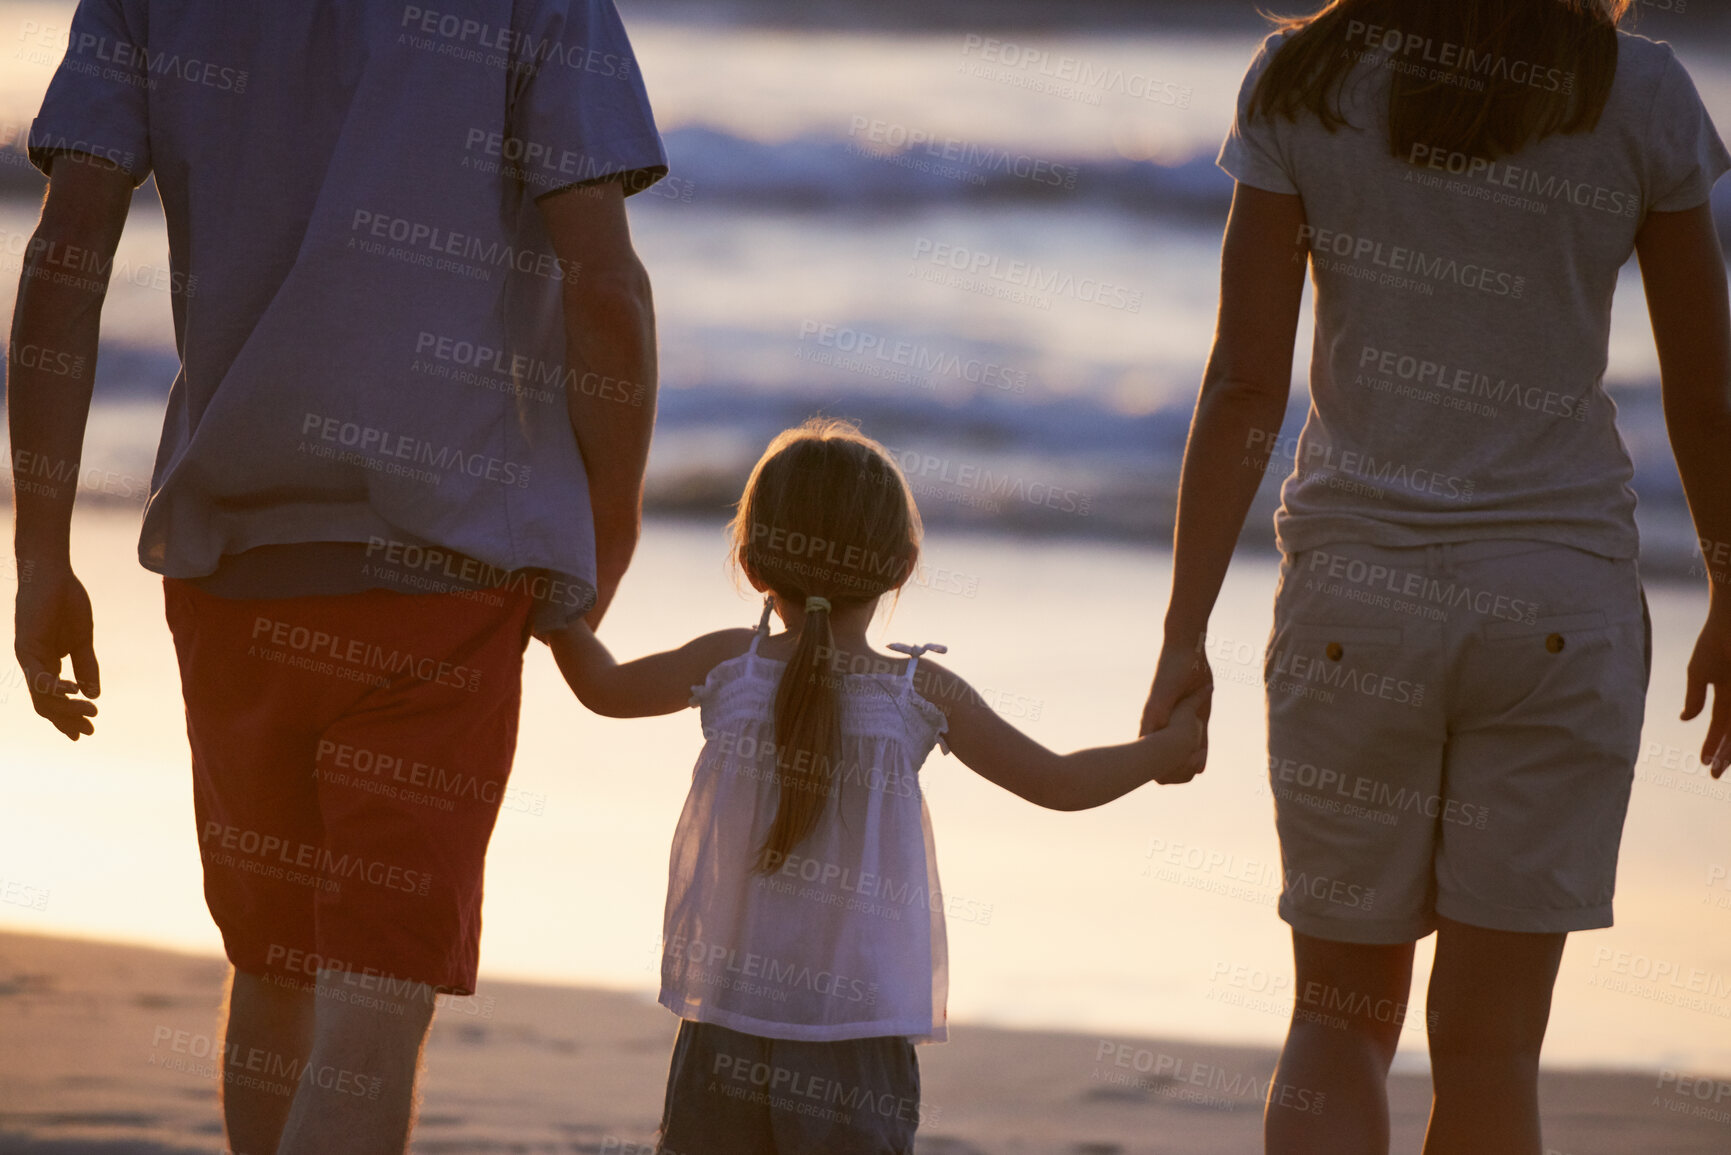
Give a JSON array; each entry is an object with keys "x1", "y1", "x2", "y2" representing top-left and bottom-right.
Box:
[
  {"x1": 1683, "y1": 605, "x2": 1731, "y2": 778},
  {"x1": 7, "y1": 150, "x2": 132, "y2": 738},
  {"x1": 586, "y1": 507, "x2": 639, "y2": 627},
  {"x1": 13, "y1": 560, "x2": 99, "y2": 739}
]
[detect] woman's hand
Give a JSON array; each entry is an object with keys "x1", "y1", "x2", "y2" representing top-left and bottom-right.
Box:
[
  {"x1": 1682, "y1": 604, "x2": 1731, "y2": 778},
  {"x1": 1140, "y1": 640, "x2": 1213, "y2": 777}
]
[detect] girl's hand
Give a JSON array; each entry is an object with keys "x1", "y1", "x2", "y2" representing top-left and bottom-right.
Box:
[
  {"x1": 1682, "y1": 606, "x2": 1731, "y2": 778},
  {"x1": 546, "y1": 618, "x2": 608, "y2": 708}
]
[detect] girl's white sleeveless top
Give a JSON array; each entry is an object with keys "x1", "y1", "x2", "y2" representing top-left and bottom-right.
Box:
[{"x1": 658, "y1": 626, "x2": 951, "y2": 1043}]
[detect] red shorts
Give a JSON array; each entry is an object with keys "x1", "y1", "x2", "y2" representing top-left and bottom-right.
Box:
[{"x1": 163, "y1": 577, "x2": 534, "y2": 996}]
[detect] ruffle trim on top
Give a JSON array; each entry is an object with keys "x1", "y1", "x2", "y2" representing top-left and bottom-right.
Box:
[
  {"x1": 687, "y1": 647, "x2": 760, "y2": 708},
  {"x1": 899, "y1": 687, "x2": 951, "y2": 756},
  {"x1": 688, "y1": 646, "x2": 952, "y2": 756}
]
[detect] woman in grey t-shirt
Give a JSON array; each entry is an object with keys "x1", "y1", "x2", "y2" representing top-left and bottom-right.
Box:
[{"x1": 1140, "y1": 1, "x2": 1731, "y2": 1150}]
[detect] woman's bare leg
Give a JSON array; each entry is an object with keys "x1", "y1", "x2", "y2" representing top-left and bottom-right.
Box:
[
  {"x1": 1422, "y1": 916, "x2": 1566, "y2": 1155},
  {"x1": 1265, "y1": 930, "x2": 1416, "y2": 1155}
]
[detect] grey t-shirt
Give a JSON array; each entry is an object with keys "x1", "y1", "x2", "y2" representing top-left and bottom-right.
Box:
[
  {"x1": 1219, "y1": 29, "x2": 1729, "y2": 559},
  {"x1": 30, "y1": 0, "x2": 667, "y2": 633}
]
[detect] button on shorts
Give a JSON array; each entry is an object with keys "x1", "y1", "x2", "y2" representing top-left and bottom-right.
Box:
[{"x1": 1263, "y1": 539, "x2": 1650, "y2": 943}]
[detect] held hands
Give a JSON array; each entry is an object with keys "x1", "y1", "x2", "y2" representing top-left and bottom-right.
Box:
[
  {"x1": 1682, "y1": 604, "x2": 1731, "y2": 778},
  {"x1": 1139, "y1": 637, "x2": 1214, "y2": 785},
  {"x1": 1146, "y1": 683, "x2": 1210, "y2": 785},
  {"x1": 12, "y1": 559, "x2": 100, "y2": 740},
  {"x1": 586, "y1": 515, "x2": 638, "y2": 629},
  {"x1": 546, "y1": 617, "x2": 606, "y2": 707}
]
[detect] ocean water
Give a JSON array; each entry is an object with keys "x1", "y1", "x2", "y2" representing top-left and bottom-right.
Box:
[
  {"x1": 3, "y1": 0, "x2": 1731, "y2": 1076},
  {"x1": 0, "y1": 2, "x2": 1726, "y2": 551}
]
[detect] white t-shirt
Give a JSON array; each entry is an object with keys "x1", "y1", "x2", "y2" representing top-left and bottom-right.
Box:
[
  {"x1": 660, "y1": 632, "x2": 951, "y2": 1043},
  {"x1": 1219, "y1": 29, "x2": 1730, "y2": 558}
]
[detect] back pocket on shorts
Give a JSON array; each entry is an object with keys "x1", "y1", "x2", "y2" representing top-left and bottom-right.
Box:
[
  {"x1": 1265, "y1": 623, "x2": 1405, "y2": 684},
  {"x1": 1481, "y1": 610, "x2": 1610, "y2": 651}
]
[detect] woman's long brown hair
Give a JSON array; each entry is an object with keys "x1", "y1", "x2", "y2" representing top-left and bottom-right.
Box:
[
  {"x1": 729, "y1": 418, "x2": 922, "y2": 873},
  {"x1": 1249, "y1": 0, "x2": 1632, "y2": 161}
]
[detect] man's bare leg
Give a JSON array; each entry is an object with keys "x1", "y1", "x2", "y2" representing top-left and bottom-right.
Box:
[
  {"x1": 221, "y1": 969, "x2": 316, "y2": 1155},
  {"x1": 273, "y1": 967, "x2": 437, "y2": 1155}
]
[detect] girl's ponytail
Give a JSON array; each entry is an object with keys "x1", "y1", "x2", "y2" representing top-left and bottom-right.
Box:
[
  {"x1": 755, "y1": 595, "x2": 841, "y2": 873},
  {"x1": 730, "y1": 419, "x2": 922, "y2": 875}
]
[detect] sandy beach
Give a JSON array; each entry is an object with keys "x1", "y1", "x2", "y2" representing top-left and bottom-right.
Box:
[{"x1": 1, "y1": 930, "x2": 1727, "y2": 1154}]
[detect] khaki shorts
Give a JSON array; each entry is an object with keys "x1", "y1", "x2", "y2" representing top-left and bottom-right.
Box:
[{"x1": 1263, "y1": 539, "x2": 1650, "y2": 943}]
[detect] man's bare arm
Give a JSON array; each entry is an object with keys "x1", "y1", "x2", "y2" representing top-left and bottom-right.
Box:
[
  {"x1": 536, "y1": 178, "x2": 657, "y2": 630},
  {"x1": 8, "y1": 152, "x2": 133, "y2": 738}
]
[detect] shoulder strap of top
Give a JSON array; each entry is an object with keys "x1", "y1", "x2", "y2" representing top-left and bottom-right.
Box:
[
  {"x1": 887, "y1": 642, "x2": 947, "y2": 686},
  {"x1": 748, "y1": 595, "x2": 774, "y2": 658},
  {"x1": 691, "y1": 597, "x2": 780, "y2": 709}
]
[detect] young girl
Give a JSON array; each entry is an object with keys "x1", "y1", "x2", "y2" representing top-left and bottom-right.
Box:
[{"x1": 551, "y1": 418, "x2": 1207, "y2": 1154}]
